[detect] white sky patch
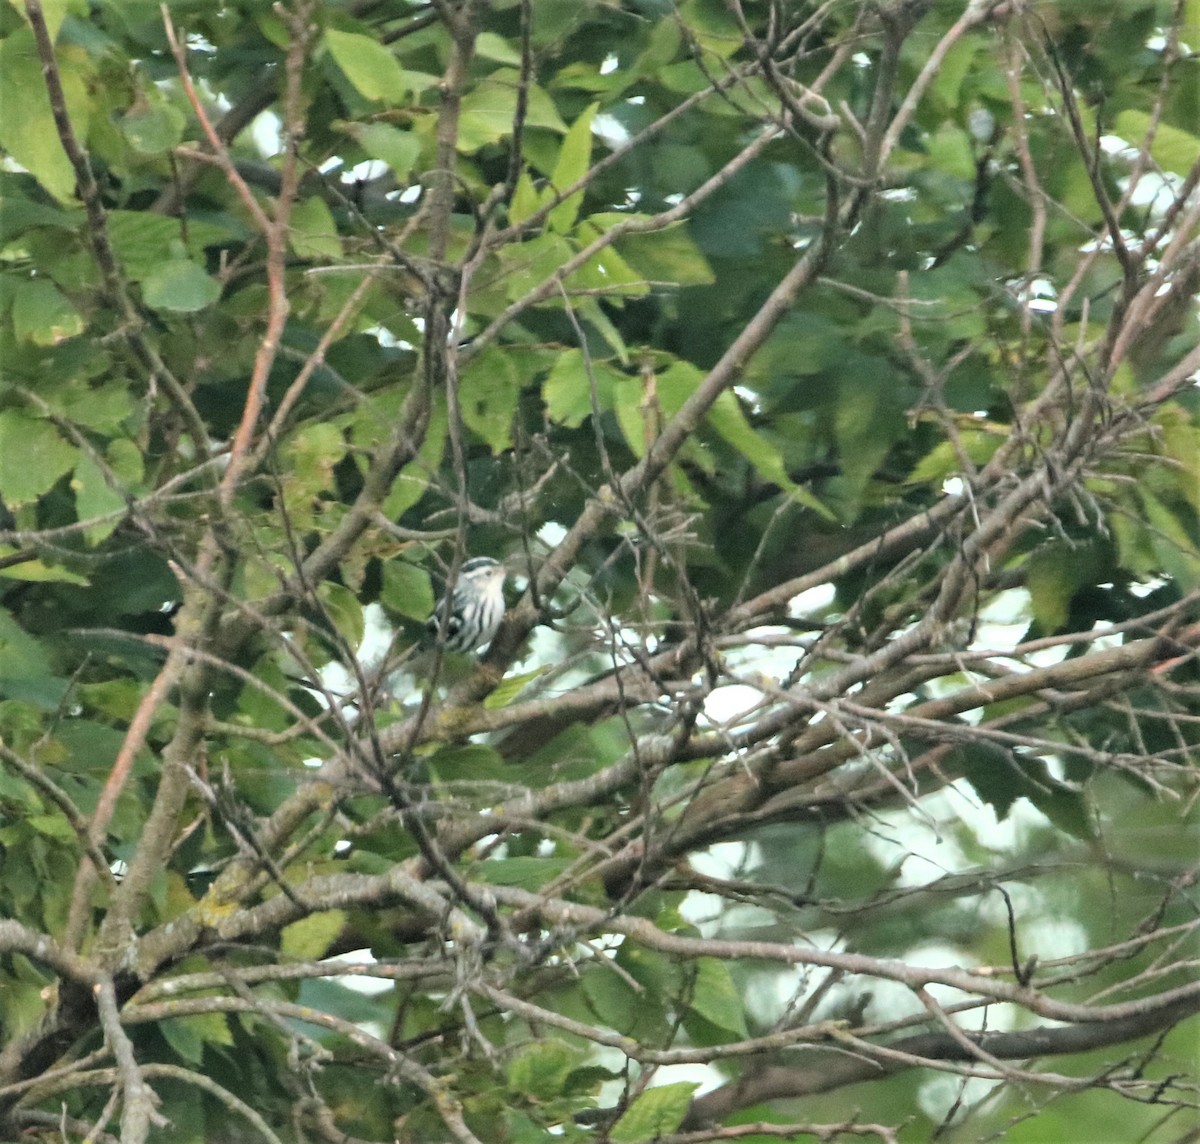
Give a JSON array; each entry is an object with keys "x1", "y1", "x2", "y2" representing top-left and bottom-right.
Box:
[
  {"x1": 1021, "y1": 915, "x2": 1089, "y2": 962},
  {"x1": 344, "y1": 158, "x2": 389, "y2": 182},
  {"x1": 733, "y1": 385, "x2": 761, "y2": 413},
  {"x1": 314, "y1": 602, "x2": 391, "y2": 701},
  {"x1": 689, "y1": 840, "x2": 754, "y2": 880},
  {"x1": 321, "y1": 948, "x2": 392, "y2": 997},
  {"x1": 538, "y1": 520, "x2": 567, "y2": 547},
  {"x1": 367, "y1": 323, "x2": 417, "y2": 350},
  {"x1": 251, "y1": 110, "x2": 282, "y2": 157},
  {"x1": 920, "y1": 1073, "x2": 1001, "y2": 1125},
  {"x1": 1020, "y1": 275, "x2": 1058, "y2": 313},
  {"x1": 790, "y1": 581, "x2": 835, "y2": 615},
  {"x1": 593, "y1": 112, "x2": 630, "y2": 147},
  {"x1": 972, "y1": 587, "x2": 1031, "y2": 651},
  {"x1": 702, "y1": 682, "x2": 766, "y2": 724}
]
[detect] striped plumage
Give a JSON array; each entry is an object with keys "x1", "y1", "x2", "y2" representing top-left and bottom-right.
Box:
[{"x1": 425, "y1": 557, "x2": 507, "y2": 653}]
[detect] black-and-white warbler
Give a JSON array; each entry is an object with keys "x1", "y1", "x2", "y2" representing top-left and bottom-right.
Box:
[{"x1": 425, "y1": 556, "x2": 507, "y2": 653}]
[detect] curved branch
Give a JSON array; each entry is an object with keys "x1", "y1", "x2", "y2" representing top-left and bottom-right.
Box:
[{"x1": 683, "y1": 995, "x2": 1200, "y2": 1128}]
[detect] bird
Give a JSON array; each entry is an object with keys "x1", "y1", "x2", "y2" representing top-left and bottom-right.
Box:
[{"x1": 425, "y1": 556, "x2": 507, "y2": 653}]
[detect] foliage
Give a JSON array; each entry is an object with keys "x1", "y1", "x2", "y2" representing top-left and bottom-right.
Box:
[{"x1": 1, "y1": 0, "x2": 1198, "y2": 1142}]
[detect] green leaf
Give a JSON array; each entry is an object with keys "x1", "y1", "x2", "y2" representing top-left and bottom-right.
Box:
[
  {"x1": 508, "y1": 171, "x2": 545, "y2": 227},
  {"x1": 141, "y1": 259, "x2": 221, "y2": 312},
  {"x1": 614, "y1": 221, "x2": 715, "y2": 286},
  {"x1": 160, "y1": 1013, "x2": 234, "y2": 1065},
  {"x1": 0, "y1": 191, "x2": 78, "y2": 245},
  {"x1": 1113, "y1": 110, "x2": 1200, "y2": 176},
  {"x1": 318, "y1": 582, "x2": 365, "y2": 648},
  {"x1": 0, "y1": 411, "x2": 78, "y2": 507},
  {"x1": 1186, "y1": 0, "x2": 1200, "y2": 45},
  {"x1": 26, "y1": 814, "x2": 76, "y2": 842},
  {"x1": 42, "y1": 376, "x2": 136, "y2": 436},
  {"x1": 120, "y1": 97, "x2": 185, "y2": 155},
  {"x1": 834, "y1": 372, "x2": 892, "y2": 492},
  {"x1": 459, "y1": 346, "x2": 522, "y2": 453},
  {"x1": 351, "y1": 122, "x2": 422, "y2": 180},
  {"x1": 289, "y1": 196, "x2": 342, "y2": 259},
  {"x1": 908, "y1": 430, "x2": 1001, "y2": 485},
  {"x1": 382, "y1": 402, "x2": 446, "y2": 518},
  {"x1": 1025, "y1": 771, "x2": 1096, "y2": 842},
  {"x1": 955, "y1": 743, "x2": 1096, "y2": 840},
  {"x1": 1025, "y1": 542, "x2": 1104, "y2": 633},
  {"x1": 576, "y1": 297, "x2": 631, "y2": 364},
  {"x1": 567, "y1": 228, "x2": 648, "y2": 296},
  {"x1": 281, "y1": 910, "x2": 347, "y2": 959},
  {"x1": 547, "y1": 103, "x2": 596, "y2": 234},
  {"x1": 427, "y1": 744, "x2": 507, "y2": 783},
  {"x1": 950, "y1": 741, "x2": 1024, "y2": 821},
  {"x1": 475, "y1": 31, "x2": 522, "y2": 65},
  {"x1": 580, "y1": 965, "x2": 642, "y2": 1035},
  {"x1": 1138, "y1": 487, "x2": 1200, "y2": 587},
  {"x1": 0, "y1": 31, "x2": 89, "y2": 202},
  {"x1": 106, "y1": 211, "x2": 235, "y2": 280},
  {"x1": 0, "y1": 608, "x2": 66, "y2": 708},
  {"x1": 457, "y1": 70, "x2": 567, "y2": 153},
  {"x1": 632, "y1": 15, "x2": 682, "y2": 75},
  {"x1": 543, "y1": 348, "x2": 624, "y2": 427},
  {"x1": 107, "y1": 438, "x2": 144, "y2": 487},
  {"x1": 72, "y1": 451, "x2": 126, "y2": 545},
  {"x1": 0, "y1": 554, "x2": 87, "y2": 584},
  {"x1": 476, "y1": 856, "x2": 573, "y2": 888},
  {"x1": 483, "y1": 666, "x2": 549, "y2": 709},
  {"x1": 678, "y1": 0, "x2": 741, "y2": 57},
  {"x1": 931, "y1": 38, "x2": 979, "y2": 110},
  {"x1": 506, "y1": 1040, "x2": 584, "y2": 1101},
  {"x1": 11, "y1": 278, "x2": 83, "y2": 345},
  {"x1": 610, "y1": 1082, "x2": 699, "y2": 1143},
  {"x1": 1160, "y1": 420, "x2": 1200, "y2": 512},
  {"x1": 926, "y1": 122, "x2": 976, "y2": 180},
  {"x1": 283, "y1": 421, "x2": 347, "y2": 503},
  {"x1": 325, "y1": 29, "x2": 405, "y2": 103},
  {"x1": 380, "y1": 561, "x2": 434, "y2": 622},
  {"x1": 688, "y1": 957, "x2": 748, "y2": 1038},
  {"x1": 654, "y1": 362, "x2": 833, "y2": 519}
]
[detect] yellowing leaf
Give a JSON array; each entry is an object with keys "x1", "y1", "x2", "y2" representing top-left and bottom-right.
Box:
[{"x1": 281, "y1": 909, "x2": 347, "y2": 959}]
